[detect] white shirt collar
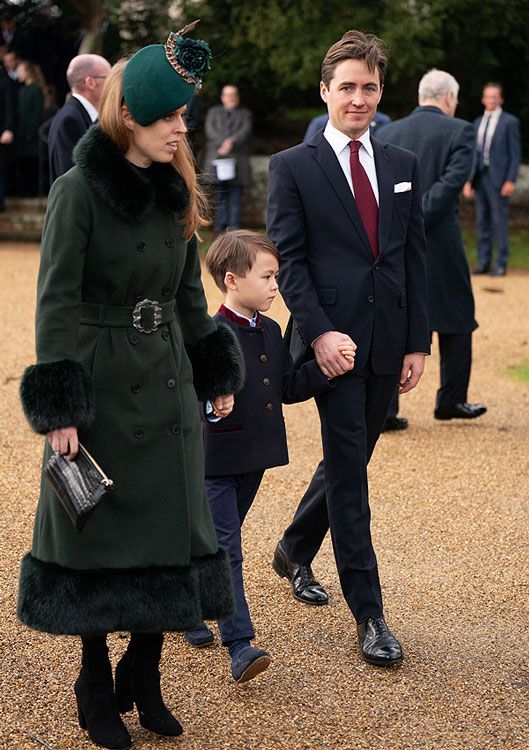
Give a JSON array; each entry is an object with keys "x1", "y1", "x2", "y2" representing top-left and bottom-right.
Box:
[
  {"x1": 72, "y1": 92, "x2": 98, "y2": 123},
  {"x1": 224, "y1": 304, "x2": 258, "y2": 325},
  {"x1": 324, "y1": 119, "x2": 374, "y2": 159},
  {"x1": 484, "y1": 106, "x2": 502, "y2": 119}
]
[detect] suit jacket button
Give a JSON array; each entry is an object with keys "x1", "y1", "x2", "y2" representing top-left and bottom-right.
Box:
[
  {"x1": 137, "y1": 241, "x2": 146, "y2": 252},
  {"x1": 129, "y1": 333, "x2": 140, "y2": 345},
  {"x1": 260, "y1": 354, "x2": 267, "y2": 362},
  {"x1": 263, "y1": 377, "x2": 270, "y2": 385},
  {"x1": 161, "y1": 286, "x2": 171, "y2": 296},
  {"x1": 133, "y1": 427, "x2": 144, "y2": 438},
  {"x1": 368, "y1": 295, "x2": 375, "y2": 303},
  {"x1": 265, "y1": 402, "x2": 273, "y2": 411},
  {"x1": 166, "y1": 378, "x2": 177, "y2": 389},
  {"x1": 171, "y1": 424, "x2": 181, "y2": 435},
  {"x1": 165, "y1": 237, "x2": 175, "y2": 248},
  {"x1": 131, "y1": 383, "x2": 142, "y2": 394},
  {"x1": 162, "y1": 329, "x2": 170, "y2": 340}
]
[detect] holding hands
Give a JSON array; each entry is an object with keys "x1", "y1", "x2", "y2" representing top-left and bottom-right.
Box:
[
  {"x1": 313, "y1": 331, "x2": 357, "y2": 378},
  {"x1": 211, "y1": 394, "x2": 235, "y2": 418}
]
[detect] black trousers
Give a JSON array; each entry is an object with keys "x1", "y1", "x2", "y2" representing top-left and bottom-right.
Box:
[
  {"x1": 283, "y1": 369, "x2": 398, "y2": 623},
  {"x1": 387, "y1": 332, "x2": 472, "y2": 418}
]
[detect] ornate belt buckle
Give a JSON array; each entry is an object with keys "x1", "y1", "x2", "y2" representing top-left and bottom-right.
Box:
[{"x1": 132, "y1": 299, "x2": 162, "y2": 333}]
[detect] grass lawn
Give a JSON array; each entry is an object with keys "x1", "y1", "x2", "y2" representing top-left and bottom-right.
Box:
[
  {"x1": 462, "y1": 227, "x2": 529, "y2": 269},
  {"x1": 507, "y1": 359, "x2": 529, "y2": 385}
]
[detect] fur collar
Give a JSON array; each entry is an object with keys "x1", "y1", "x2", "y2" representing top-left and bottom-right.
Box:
[{"x1": 73, "y1": 126, "x2": 189, "y2": 222}]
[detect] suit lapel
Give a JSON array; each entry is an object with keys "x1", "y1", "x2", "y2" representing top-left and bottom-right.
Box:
[
  {"x1": 372, "y1": 138, "x2": 394, "y2": 256},
  {"x1": 309, "y1": 134, "x2": 373, "y2": 259}
]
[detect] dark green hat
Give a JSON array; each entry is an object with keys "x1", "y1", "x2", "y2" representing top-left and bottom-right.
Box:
[{"x1": 123, "y1": 21, "x2": 211, "y2": 126}]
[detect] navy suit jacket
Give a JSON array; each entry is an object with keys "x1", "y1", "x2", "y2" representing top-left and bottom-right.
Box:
[
  {"x1": 468, "y1": 110, "x2": 521, "y2": 189},
  {"x1": 267, "y1": 130, "x2": 430, "y2": 376},
  {"x1": 48, "y1": 96, "x2": 93, "y2": 184}
]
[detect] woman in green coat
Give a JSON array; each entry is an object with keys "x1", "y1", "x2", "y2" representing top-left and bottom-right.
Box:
[{"x1": 19, "y1": 26, "x2": 243, "y2": 750}]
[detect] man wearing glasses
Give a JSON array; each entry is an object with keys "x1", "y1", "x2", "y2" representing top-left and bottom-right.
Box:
[{"x1": 48, "y1": 54, "x2": 110, "y2": 184}]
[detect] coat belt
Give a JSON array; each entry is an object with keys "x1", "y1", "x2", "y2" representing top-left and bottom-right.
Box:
[{"x1": 79, "y1": 299, "x2": 176, "y2": 329}]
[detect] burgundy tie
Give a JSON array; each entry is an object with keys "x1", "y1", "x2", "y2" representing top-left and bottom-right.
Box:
[{"x1": 349, "y1": 140, "x2": 379, "y2": 258}]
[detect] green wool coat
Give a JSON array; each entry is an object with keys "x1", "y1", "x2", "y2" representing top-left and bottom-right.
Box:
[{"x1": 18, "y1": 126, "x2": 244, "y2": 635}]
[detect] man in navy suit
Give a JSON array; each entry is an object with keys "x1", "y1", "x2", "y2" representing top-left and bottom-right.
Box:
[
  {"x1": 464, "y1": 83, "x2": 521, "y2": 276},
  {"x1": 267, "y1": 30, "x2": 429, "y2": 667},
  {"x1": 48, "y1": 53, "x2": 110, "y2": 184}
]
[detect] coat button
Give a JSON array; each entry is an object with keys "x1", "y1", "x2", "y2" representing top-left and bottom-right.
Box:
[
  {"x1": 137, "y1": 241, "x2": 146, "y2": 252},
  {"x1": 166, "y1": 378, "x2": 176, "y2": 389},
  {"x1": 368, "y1": 295, "x2": 375, "y2": 303},
  {"x1": 165, "y1": 237, "x2": 175, "y2": 248},
  {"x1": 161, "y1": 286, "x2": 171, "y2": 296},
  {"x1": 263, "y1": 377, "x2": 270, "y2": 385},
  {"x1": 133, "y1": 427, "x2": 144, "y2": 438},
  {"x1": 129, "y1": 333, "x2": 140, "y2": 345},
  {"x1": 171, "y1": 423, "x2": 181, "y2": 435},
  {"x1": 265, "y1": 402, "x2": 273, "y2": 411},
  {"x1": 162, "y1": 329, "x2": 170, "y2": 340},
  {"x1": 131, "y1": 383, "x2": 142, "y2": 393},
  {"x1": 259, "y1": 354, "x2": 267, "y2": 363}
]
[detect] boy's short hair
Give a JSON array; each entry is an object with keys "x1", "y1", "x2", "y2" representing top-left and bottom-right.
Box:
[{"x1": 206, "y1": 229, "x2": 280, "y2": 292}]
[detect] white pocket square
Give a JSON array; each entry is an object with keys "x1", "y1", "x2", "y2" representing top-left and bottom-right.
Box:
[{"x1": 394, "y1": 182, "x2": 412, "y2": 193}]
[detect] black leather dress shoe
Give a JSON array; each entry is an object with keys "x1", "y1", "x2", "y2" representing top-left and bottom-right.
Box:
[
  {"x1": 472, "y1": 266, "x2": 490, "y2": 275},
  {"x1": 272, "y1": 540, "x2": 328, "y2": 605},
  {"x1": 381, "y1": 416, "x2": 408, "y2": 432},
  {"x1": 357, "y1": 617, "x2": 403, "y2": 666},
  {"x1": 434, "y1": 402, "x2": 487, "y2": 420},
  {"x1": 489, "y1": 266, "x2": 507, "y2": 276}
]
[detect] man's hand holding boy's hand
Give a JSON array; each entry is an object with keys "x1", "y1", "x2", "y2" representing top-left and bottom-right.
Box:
[
  {"x1": 212, "y1": 394, "x2": 235, "y2": 418},
  {"x1": 338, "y1": 342, "x2": 356, "y2": 371}
]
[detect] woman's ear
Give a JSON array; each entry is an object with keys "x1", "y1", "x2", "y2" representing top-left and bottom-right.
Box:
[{"x1": 121, "y1": 104, "x2": 135, "y2": 132}]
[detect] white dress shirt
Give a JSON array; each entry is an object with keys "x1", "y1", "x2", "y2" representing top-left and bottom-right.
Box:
[
  {"x1": 72, "y1": 93, "x2": 98, "y2": 123},
  {"x1": 477, "y1": 106, "x2": 502, "y2": 166},
  {"x1": 323, "y1": 120, "x2": 379, "y2": 204}
]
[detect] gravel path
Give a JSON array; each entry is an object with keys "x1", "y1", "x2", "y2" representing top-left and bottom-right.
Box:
[{"x1": 1, "y1": 244, "x2": 528, "y2": 750}]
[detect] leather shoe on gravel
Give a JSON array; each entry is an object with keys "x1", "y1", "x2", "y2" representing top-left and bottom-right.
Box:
[
  {"x1": 381, "y1": 416, "x2": 408, "y2": 432},
  {"x1": 231, "y1": 646, "x2": 272, "y2": 683},
  {"x1": 272, "y1": 539, "x2": 328, "y2": 605},
  {"x1": 357, "y1": 617, "x2": 403, "y2": 667},
  {"x1": 434, "y1": 402, "x2": 487, "y2": 420}
]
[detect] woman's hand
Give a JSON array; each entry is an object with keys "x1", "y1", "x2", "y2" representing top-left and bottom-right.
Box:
[
  {"x1": 47, "y1": 427, "x2": 79, "y2": 459},
  {"x1": 211, "y1": 394, "x2": 235, "y2": 418}
]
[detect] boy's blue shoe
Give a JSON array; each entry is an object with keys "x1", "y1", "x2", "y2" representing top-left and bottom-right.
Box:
[
  {"x1": 229, "y1": 643, "x2": 272, "y2": 683},
  {"x1": 184, "y1": 623, "x2": 215, "y2": 647}
]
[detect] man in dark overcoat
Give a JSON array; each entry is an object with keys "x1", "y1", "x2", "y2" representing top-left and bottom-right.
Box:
[
  {"x1": 378, "y1": 69, "x2": 487, "y2": 421},
  {"x1": 0, "y1": 57, "x2": 16, "y2": 211},
  {"x1": 203, "y1": 85, "x2": 252, "y2": 230},
  {"x1": 48, "y1": 53, "x2": 110, "y2": 184},
  {"x1": 267, "y1": 31, "x2": 430, "y2": 667}
]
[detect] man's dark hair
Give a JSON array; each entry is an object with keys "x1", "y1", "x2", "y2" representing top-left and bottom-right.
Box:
[
  {"x1": 321, "y1": 30, "x2": 388, "y2": 88},
  {"x1": 483, "y1": 81, "x2": 503, "y2": 95}
]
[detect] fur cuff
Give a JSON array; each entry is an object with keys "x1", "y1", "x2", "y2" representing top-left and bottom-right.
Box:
[
  {"x1": 20, "y1": 359, "x2": 95, "y2": 434},
  {"x1": 186, "y1": 324, "x2": 245, "y2": 401},
  {"x1": 18, "y1": 550, "x2": 234, "y2": 635}
]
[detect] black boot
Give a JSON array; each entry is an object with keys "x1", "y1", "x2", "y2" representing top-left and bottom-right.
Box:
[
  {"x1": 75, "y1": 635, "x2": 131, "y2": 750},
  {"x1": 114, "y1": 633, "x2": 183, "y2": 737}
]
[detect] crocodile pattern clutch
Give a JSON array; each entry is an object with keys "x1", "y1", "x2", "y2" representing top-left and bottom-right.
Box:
[{"x1": 45, "y1": 443, "x2": 113, "y2": 532}]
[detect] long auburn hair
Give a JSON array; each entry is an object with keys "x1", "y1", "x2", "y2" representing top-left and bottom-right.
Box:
[{"x1": 98, "y1": 60, "x2": 208, "y2": 238}]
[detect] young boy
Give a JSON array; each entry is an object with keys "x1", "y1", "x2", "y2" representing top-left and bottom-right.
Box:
[{"x1": 185, "y1": 229, "x2": 355, "y2": 683}]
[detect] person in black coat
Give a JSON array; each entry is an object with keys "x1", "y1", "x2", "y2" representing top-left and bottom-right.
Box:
[
  {"x1": 48, "y1": 53, "x2": 110, "y2": 184},
  {"x1": 184, "y1": 230, "x2": 354, "y2": 683},
  {"x1": 377, "y1": 69, "x2": 486, "y2": 423},
  {"x1": 0, "y1": 59, "x2": 16, "y2": 211}
]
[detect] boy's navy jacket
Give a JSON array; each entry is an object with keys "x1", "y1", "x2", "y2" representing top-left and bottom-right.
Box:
[{"x1": 203, "y1": 308, "x2": 331, "y2": 476}]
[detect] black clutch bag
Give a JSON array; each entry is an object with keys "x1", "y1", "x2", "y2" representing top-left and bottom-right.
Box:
[{"x1": 45, "y1": 443, "x2": 114, "y2": 532}]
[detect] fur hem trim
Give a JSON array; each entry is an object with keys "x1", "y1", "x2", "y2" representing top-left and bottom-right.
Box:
[
  {"x1": 73, "y1": 126, "x2": 189, "y2": 222},
  {"x1": 186, "y1": 323, "x2": 245, "y2": 401},
  {"x1": 20, "y1": 359, "x2": 95, "y2": 435},
  {"x1": 18, "y1": 550, "x2": 234, "y2": 635}
]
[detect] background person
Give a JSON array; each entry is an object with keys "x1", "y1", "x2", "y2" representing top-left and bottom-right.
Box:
[
  {"x1": 203, "y1": 84, "x2": 252, "y2": 231},
  {"x1": 267, "y1": 30, "x2": 429, "y2": 667},
  {"x1": 18, "y1": 26, "x2": 243, "y2": 750},
  {"x1": 378, "y1": 69, "x2": 487, "y2": 424},
  {"x1": 0, "y1": 52, "x2": 16, "y2": 211},
  {"x1": 464, "y1": 82, "x2": 521, "y2": 276},
  {"x1": 14, "y1": 60, "x2": 45, "y2": 196},
  {"x1": 48, "y1": 53, "x2": 110, "y2": 183}
]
